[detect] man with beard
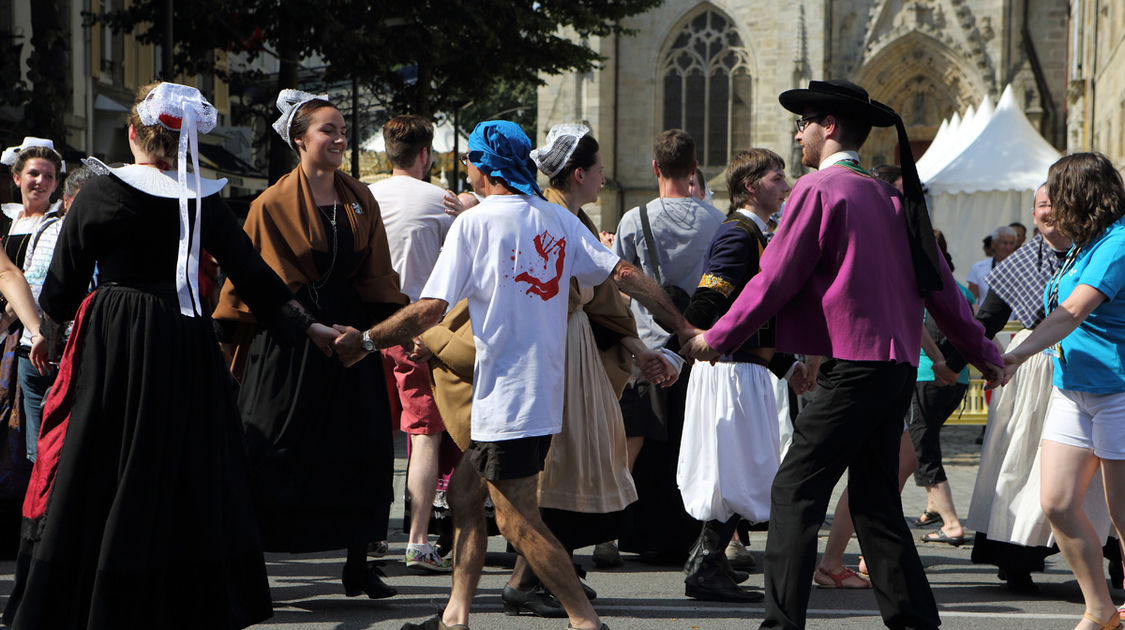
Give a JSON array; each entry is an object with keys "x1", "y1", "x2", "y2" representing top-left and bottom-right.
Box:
[{"x1": 683, "y1": 80, "x2": 1005, "y2": 630}]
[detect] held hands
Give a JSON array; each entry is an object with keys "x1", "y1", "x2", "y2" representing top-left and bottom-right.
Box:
[
  {"x1": 680, "y1": 331, "x2": 720, "y2": 363},
  {"x1": 787, "y1": 361, "x2": 816, "y2": 395},
  {"x1": 931, "y1": 360, "x2": 959, "y2": 387},
  {"x1": 408, "y1": 336, "x2": 432, "y2": 362},
  {"x1": 306, "y1": 323, "x2": 339, "y2": 358},
  {"x1": 637, "y1": 349, "x2": 679, "y2": 388},
  {"x1": 980, "y1": 359, "x2": 1010, "y2": 389},
  {"x1": 330, "y1": 324, "x2": 369, "y2": 367},
  {"x1": 993, "y1": 353, "x2": 1024, "y2": 388}
]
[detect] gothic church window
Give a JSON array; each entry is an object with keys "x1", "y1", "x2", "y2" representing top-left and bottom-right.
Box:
[{"x1": 660, "y1": 8, "x2": 752, "y2": 168}]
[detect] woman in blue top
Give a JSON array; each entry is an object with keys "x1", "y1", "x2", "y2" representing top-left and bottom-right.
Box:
[{"x1": 1003, "y1": 152, "x2": 1125, "y2": 630}]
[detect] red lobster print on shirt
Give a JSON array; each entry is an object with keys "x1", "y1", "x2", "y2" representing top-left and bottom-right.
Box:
[{"x1": 514, "y1": 230, "x2": 566, "y2": 300}]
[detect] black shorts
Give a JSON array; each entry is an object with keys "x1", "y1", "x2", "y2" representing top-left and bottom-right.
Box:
[{"x1": 464, "y1": 435, "x2": 553, "y2": 481}]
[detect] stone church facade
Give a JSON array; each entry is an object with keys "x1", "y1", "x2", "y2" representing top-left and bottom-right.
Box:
[{"x1": 537, "y1": 0, "x2": 1074, "y2": 230}]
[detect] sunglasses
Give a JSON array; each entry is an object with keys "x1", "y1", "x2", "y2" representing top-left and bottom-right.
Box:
[
  {"x1": 458, "y1": 152, "x2": 469, "y2": 166},
  {"x1": 795, "y1": 114, "x2": 826, "y2": 132}
]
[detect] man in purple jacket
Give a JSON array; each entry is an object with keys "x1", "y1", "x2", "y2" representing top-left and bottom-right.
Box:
[{"x1": 683, "y1": 80, "x2": 1005, "y2": 630}]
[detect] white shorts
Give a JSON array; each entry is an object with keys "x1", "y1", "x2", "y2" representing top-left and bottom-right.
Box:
[{"x1": 1041, "y1": 387, "x2": 1125, "y2": 460}]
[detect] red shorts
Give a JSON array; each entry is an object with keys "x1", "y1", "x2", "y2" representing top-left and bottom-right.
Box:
[{"x1": 382, "y1": 345, "x2": 445, "y2": 435}]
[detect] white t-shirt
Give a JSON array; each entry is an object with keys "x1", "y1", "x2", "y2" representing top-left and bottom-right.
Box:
[
  {"x1": 967, "y1": 257, "x2": 994, "y2": 299},
  {"x1": 369, "y1": 176, "x2": 454, "y2": 302},
  {"x1": 421, "y1": 194, "x2": 621, "y2": 441}
]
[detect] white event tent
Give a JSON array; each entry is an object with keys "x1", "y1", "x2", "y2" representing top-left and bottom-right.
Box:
[
  {"x1": 361, "y1": 118, "x2": 467, "y2": 153},
  {"x1": 920, "y1": 85, "x2": 1062, "y2": 282}
]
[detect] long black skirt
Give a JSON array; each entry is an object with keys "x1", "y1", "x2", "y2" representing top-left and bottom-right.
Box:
[
  {"x1": 4, "y1": 285, "x2": 272, "y2": 630},
  {"x1": 238, "y1": 327, "x2": 394, "y2": 553}
]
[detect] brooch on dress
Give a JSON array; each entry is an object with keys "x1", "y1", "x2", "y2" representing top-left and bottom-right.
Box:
[{"x1": 352, "y1": 202, "x2": 363, "y2": 215}]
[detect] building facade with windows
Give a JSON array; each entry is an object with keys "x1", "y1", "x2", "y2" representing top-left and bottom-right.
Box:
[
  {"x1": 0, "y1": 1, "x2": 265, "y2": 201},
  {"x1": 539, "y1": 0, "x2": 1075, "y2": 230}
]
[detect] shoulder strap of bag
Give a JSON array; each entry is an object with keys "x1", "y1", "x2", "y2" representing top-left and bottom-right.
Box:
[
  {"x1": 30, "y1": 215, "x2": 60, "y2": 256},
  {"x1": 638, "y1": 201, "x2": 664, "y2": 285}
]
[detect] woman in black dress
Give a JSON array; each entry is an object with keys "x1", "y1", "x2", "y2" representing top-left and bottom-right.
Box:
[
  {"x1": 3, "y1": 82, "x2": 338, "y2": 629},
  {"x1": 214, "y1": 90, "x2": 407, "y2": 598}
]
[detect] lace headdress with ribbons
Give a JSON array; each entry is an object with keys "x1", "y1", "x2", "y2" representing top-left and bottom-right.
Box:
[
  {"x1": 1, "y1": 136, "x2": 66, "y2": 173},
  {"x1": 135, "y1": 82, "x2": 218, "y2": 317},
  {"x1": 272, "y1": 89, "x2": 330, "y2": 149}
]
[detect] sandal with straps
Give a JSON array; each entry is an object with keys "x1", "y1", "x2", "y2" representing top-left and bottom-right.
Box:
[
  {"x1": 1083, "y1": 610, "x2": 1123, "y2": 630},
  {"x1": 813, "y1": 566, "x2": 871, "y2": 589}
]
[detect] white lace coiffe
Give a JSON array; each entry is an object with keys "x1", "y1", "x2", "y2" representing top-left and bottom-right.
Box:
[
  {"x1": 272, "y1": 89, "x2": 329, "y2": 149},
  {"x1": 135, "y1": 82, "x2": 218, "y2": 317},
  {"x1": 530, "y1": 123, "x2": 590, "y2": 177},
  {"x1": 1, "y1": 136, "x2": 66, "y2": 173}
]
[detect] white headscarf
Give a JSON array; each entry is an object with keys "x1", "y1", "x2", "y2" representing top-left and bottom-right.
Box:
[
  {"x1": 272, "y1": 89, "x2": 329, "y2": 149},
  {"x1": 1, "y1": 137, "x2": 66, "y2": 173},
  {"x1": 530, "y1": 123, "x2": 590, "y2": 177}
]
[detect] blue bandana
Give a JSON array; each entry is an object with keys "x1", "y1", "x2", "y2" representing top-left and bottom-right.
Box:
[{"x1": 467, "y1": 121, "x2": 542, "y2": 198}]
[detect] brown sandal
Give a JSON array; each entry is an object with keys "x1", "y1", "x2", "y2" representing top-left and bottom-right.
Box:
[
  {"x1": 813, "y1": 566, "x2": 871, "y2": 589},
  {"x1": 1083, "y1": 611, "x2": 1123, "y2": 630}
]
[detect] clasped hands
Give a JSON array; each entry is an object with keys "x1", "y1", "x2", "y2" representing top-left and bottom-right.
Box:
[
  {"x1": 677, "y1": 326, "x2": 817, "y2": 395},
  {"x1": 305, "y1": 323, "x2": 413, "y2": 368}
]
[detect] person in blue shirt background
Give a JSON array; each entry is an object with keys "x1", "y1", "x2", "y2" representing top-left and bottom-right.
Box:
[{"x1": 1003, "y1": 152, "x2": 1125, "y2": 630}]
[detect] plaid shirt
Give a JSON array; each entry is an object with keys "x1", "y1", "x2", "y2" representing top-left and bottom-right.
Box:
[{"x1": 985, "y1": 234, "x2": 1065, "y2": 328}]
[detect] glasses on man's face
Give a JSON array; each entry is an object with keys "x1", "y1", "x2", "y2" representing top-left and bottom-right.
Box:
[
  {"x1": 458, "y1": 152, "x2": 469, "y2": 166},
  {"x1": 795, "y1": 115, "x2": 826, "y2": 133}
]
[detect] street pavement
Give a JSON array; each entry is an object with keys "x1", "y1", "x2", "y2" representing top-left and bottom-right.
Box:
[{"x1": 0, "y1": 426, "x2": 1111, "y2": 629}]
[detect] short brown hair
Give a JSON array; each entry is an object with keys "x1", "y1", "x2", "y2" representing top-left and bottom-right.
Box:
[
  {"x1": 11, "y1": 145, "x2": 62, "y2": 178},
  {"x1": 654, "y1": 129, "x2": 696, "y2": 180},
  {"x1": 289, "y1": 99, "x2": 336, "y2": 151},
  {"x1": 828, "y1": 113, "x2": 872, "y2": 148},
  {"x1": 383, "y1": 115, "x2": 434, "y2": 168},
  {"x1": 726, "y1": 149, "x2": 785, "y2": 211},
  {"x1": 1047, "y1": 152, "x2": 1125, "y2": 246},
  {"x1": 127, "y1": 81, "x2": 180, "y2": 158}
]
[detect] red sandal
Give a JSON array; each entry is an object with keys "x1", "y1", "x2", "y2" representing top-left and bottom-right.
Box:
[{"x1": 813, "y1": 566, "x2": 871, "y2": 589}]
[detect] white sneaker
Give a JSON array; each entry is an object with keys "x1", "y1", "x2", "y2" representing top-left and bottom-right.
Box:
[{"x1": 725, "y1": 539, "x2": 757, "y2": 571}]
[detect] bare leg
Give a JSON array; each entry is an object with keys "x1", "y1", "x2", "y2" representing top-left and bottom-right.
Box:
[
  {"x1": 407, "y1": 432, "x2": 443, "y2": 545},
  {"x1": 488, "y1": 475, "x2": 600, "y2": 630},
  {"x1": 440, "y1": 462, "x2": 490, "y2": 627},
  {"x1": 923, "y1": 482, "x2": 964, "y2": 538},
  {"x1": 1040, "y1": 440, "x2": 1114, "y2": 629},
  {"x1": 818, "y1": 490, "x2": 857, "y2": 575},
  {"x1": 819, "y1": 430, "x2": 916, "y2": 577}
]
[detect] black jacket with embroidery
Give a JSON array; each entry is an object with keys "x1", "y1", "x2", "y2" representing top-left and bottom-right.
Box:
[{"x1": 684, "y1": 212, "x2": 795, "y2": 378}]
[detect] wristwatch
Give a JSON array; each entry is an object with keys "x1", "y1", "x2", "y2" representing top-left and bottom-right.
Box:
[{"x1": 361, "y1": 330, "x2": 375, "y2": 353}]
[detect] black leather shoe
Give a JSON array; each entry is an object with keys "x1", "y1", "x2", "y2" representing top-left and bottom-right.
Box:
[
  {"x1": 501, "y1": 585, "x2": 567, "y2": 618},
  {"x1": 685, "y1": 579, "x2": 764, "y2": 603},
  {"x1": 401, "y1": 615, "x2": 469, "y2": 630},
  {"x1": 1004, "y1": 569, "x2": 1040, "y2": 595},
  {"x1": 343, "y1": 561, "x2": 397, "y2": 599}
]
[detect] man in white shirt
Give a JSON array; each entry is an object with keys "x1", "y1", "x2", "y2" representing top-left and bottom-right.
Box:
[
  {"x1": 335, "y1": 120, "x2": 697, "y2": 630},
  {"x1": 369, "y1": 115, "x2": 458, "y2": 573},
  {"x1": 967, "y1": 225, "x2": 1019, "y2": 301}
]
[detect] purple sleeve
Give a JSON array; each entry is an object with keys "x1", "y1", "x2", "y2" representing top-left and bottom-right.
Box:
[
  {"x1": 924, "y1": 253, "x2": 1003, "y2": 370},
  {"x1": 703, "y1": 182, "x2": 827, "y2": 354}
]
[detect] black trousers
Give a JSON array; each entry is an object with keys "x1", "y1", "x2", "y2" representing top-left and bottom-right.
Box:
[
  {"x1": 907, "y1": 381, "x2": 968, "y2": 487},
  {"x1": 760, "y1": 359, "x2": 940, "y2": 630}
]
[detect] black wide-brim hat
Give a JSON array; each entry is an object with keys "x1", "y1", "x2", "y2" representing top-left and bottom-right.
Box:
[{"x1": 779, "y1": 79, "x2": 897, "y2": 128}]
